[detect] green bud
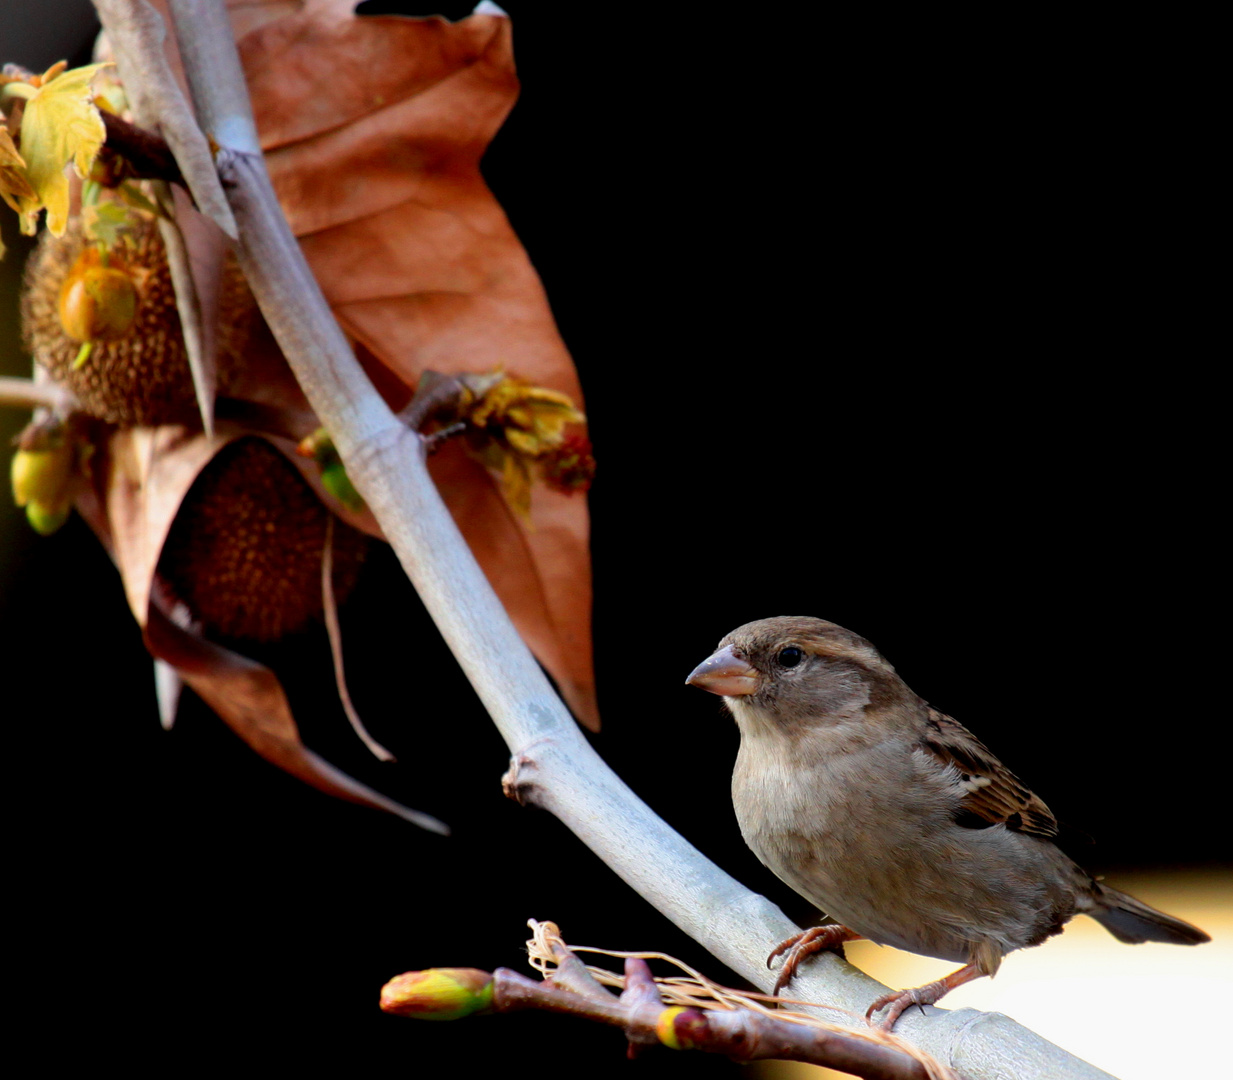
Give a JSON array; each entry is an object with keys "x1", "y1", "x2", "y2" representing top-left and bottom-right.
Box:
[{"x1": 321, "y1": 460, "x2": 364, "y2": 512}]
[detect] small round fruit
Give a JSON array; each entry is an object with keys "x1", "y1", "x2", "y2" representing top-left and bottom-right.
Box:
[
  {"x1": 57, "y1": 256, "x2": 139, "y2": 343},
  {"x1": 10, "y1": 444, "x2": 72, "y2": 509},
  {"x1": 22, "y1": 215, "x2": 257, "y2": 427}
]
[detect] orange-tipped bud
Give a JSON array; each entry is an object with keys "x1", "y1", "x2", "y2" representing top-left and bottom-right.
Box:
[
  {"x1": 296, "y1": 427, "x2": 332, "y2": 460},
  {"x1": 379, "y1": 968, "x2": 494, "y2": 1021},
  {"x1": 296, "y1": 428, "x2": 364, "y2": 511}
]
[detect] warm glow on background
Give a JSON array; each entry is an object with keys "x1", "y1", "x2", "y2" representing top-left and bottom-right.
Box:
[{"x1": 748, "y1": 870, "x2": 1230, "y2": 1080}]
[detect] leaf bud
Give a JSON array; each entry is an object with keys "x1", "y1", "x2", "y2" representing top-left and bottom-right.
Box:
[
  {"x1": 297, "y1": 427, "x2": 364, "y2": 511},
  {"x1": 655, "y1": 1006, "x2": 710, "y2": 1051},
  {"x1": 379, "y1": 968, "x2": 494, "y2": 1021}
]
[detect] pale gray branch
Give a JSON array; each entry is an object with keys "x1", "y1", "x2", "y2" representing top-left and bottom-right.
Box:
[
  {"x1": 93, "y1": 0, "x2": 237, "y2": 237},
  {"x1": 109, "y1": 3, "x2": 1117, "y2": 1077}
]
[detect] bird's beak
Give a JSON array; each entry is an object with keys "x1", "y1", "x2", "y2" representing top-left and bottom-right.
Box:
[{"x1": 686, "y1": 645, "x2": 759, "y2": 697}]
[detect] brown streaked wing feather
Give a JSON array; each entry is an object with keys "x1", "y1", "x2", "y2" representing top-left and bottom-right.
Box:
[{"x1": 921, "y1": 708, "x2": 1058, "y2": 838}]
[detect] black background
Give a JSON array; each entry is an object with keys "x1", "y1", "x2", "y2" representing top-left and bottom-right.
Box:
[{"x1": 1, "y1": 4, "x2": 1222, "y2": 1076}]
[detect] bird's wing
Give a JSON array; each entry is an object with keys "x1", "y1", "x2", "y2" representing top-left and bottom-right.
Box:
[{"x1": 919, "y1": 707, "x2": 1058, "y2": 838}]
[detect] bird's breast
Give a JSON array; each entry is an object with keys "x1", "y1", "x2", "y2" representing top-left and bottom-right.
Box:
[{"x1": 732, "y1": 732, "x2": 899, "y2": 909}]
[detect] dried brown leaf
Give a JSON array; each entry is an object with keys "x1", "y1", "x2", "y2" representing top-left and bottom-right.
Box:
[
  {"x1": 89, "y1": 2, "x2": 596, "y2": 728},
  {"x1": 104, "y1": 425, "x2": 230, "y2": 625},
  {"x1": 233, "y1": 6, "x2": 598, "y2": 728},
  {"x1": 145, "y1": 598, "x2": 446, "y2": 832},
  {"x1": 79, "y1": 424, "x2": 443, "y2": 829}
]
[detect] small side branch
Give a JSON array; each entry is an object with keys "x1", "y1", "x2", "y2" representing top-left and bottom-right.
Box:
[
  {"x1": 491, "y1": 968, "x2": 929, "y2": 1079},
  {"x1": 380, "y1": 934, "x2": 937, "y2": 1080},
  {"x1": 100, "y1": 111, "x2": 184, "y2": 186},
  {"x1": 0, "y1": 376, "x2": 79, "y2": 416}
]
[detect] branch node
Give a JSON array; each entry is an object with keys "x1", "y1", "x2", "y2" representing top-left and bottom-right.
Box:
[
  {"x1": 501, "y1": 738, "x2": 553, "y2": 804},
  {"x1": 396, "y1": 370, "x2": 465, "y2": 432},
  {"x1": 423, "y1": 421, "x2": 465, "y2": 454}
]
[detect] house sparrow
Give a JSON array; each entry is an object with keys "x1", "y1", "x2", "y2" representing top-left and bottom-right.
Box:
[{"x1": 686, "y1": 616, "x2": 1210, "y2": 1029}]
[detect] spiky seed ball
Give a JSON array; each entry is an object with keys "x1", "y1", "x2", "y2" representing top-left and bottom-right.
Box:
[
  {"x1": 158, "y1": 437, "x2": 369, "y2": 643},
  {"x1": 21, "y1": 215, "x2": 256, "y2": 426}
]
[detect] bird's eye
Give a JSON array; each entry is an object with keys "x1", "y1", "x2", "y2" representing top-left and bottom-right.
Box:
[{"x1": 777, "y1": 647, "x2": 803, "y2": 668}]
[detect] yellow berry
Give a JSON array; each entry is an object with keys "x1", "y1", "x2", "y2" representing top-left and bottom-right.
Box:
[{"x1": 57, "y1": 258, "x2": 138, "y2": 343}]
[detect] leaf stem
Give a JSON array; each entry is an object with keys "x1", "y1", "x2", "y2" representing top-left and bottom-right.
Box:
[
  {"x1": 1, "y1": 82, "x2": 37, "y2": 101},
  {"x1": 100, "y1": 110, "x2": 185, "y2": 187}
]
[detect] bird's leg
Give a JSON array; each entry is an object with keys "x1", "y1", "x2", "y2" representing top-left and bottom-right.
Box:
[
  {"x1": 768, "y1": 924, "x2": 863, "y2": 996},
  {"x1": 865, "y1": 962, "x2": 985, "y2": 1030}
]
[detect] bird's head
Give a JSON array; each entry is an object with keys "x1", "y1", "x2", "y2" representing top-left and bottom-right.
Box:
[{"x1": 686, "y1": 616, "x2": 908, "y2": 736}]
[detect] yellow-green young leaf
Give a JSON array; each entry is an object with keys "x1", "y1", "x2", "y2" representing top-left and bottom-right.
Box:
[
  {"x1": 0, "y1": 126, "x2": 39, "y2": 238},
  {"x1": 82, "y1": 200, "x2": 133, "y2": 248},
  {"x1": 18, "y1": 63, "x2": 110, "y2": 236}
]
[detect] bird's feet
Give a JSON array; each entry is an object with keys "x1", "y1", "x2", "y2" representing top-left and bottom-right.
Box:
[
  {"x1": 768, "y1": 924, "x2": 863, "y2": 996},
  {"x1": 865, "y1": 962, "x2": 983, "y2": 1030}
]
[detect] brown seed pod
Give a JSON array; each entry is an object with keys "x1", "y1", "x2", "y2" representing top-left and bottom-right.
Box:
[
  {"x1": 158, "y1": 437, "x2": 369, "y2": 643},
  {"x1": 21, "y1": 214, "x2": 256, "y2": 426}
]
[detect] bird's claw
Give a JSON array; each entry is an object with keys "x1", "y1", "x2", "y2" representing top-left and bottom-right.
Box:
[
  {"x1": 864, "y1": 963, "x2": 981, "y2": 1030},
  {"x1": 865, "y1": 988, "x2": 924, "y2": 1030},
  {"x1": 766, "y1": 925, "x2": 860, "y2": 996}
]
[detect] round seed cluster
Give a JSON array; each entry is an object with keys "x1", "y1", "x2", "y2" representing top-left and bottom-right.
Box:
[
  {"x1": 21, "y1": 215, "x2": 256, "y2": 426},
  {"x1": 158, "y1": 437, "x2": 369, "y2": 642}
]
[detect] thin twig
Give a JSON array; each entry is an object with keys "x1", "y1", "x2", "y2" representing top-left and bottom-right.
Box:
[
  {"x1": 488, "y1": 969, "x2": 931, "y2": 1079},
  {"x1": 395, "y1": 371, "x2": 465, "y2": 432},
  {"x1": 322, "y1": 515, "x2": 397, "y2": 762},
  {"x1": 0, "y1": 376, "x2": 79, "y2": 415},
  {"x1": 100, "y1": 110, "x2": 184, "y2": 185}
]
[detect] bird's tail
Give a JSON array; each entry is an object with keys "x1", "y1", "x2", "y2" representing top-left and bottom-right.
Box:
[{"x1": 1090, "y1": 884, "x2": 1210, "y2": 945}]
